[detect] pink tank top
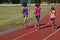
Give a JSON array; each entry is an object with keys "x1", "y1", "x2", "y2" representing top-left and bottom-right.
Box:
[
  {"x1": 49, "y1": 10, "x2": 56, "y2": 18},
  {"x1": 35, "y1": 7, "x2": 41, "y2": 16}
]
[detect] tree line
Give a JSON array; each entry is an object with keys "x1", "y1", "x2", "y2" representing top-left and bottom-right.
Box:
[{"x1": 0, "y1": 0, "x2": 60, "y2": 4}]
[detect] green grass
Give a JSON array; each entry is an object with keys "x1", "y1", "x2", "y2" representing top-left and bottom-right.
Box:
[{"x1": 0, "y1": 5, "x2": 53, "y2": 32}]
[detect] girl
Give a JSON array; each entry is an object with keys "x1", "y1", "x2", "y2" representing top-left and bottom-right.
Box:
[
  {"x1": 22, "y1": 2, "x2": 28, "y2": 28},
  {"x1": 34, "y1": 3, "x2": 41, "y2": 29},
  {"x1": 48, "y1": 7, "x2": 56, "y2": 28}
]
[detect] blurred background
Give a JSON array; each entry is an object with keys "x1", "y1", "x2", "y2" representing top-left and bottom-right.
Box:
[{"x1": 0, "y1": 0, "x2": 60, "y2": 4}]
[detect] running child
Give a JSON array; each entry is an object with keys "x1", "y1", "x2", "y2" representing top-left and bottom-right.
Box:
[
  {"x1": 48, "y1": 7, "x2": 56, "y2": 28},
  {"x1": 22, "y1": 2, "x2": 28, "y2": 28},
  {"x1": 34, "y1": 3, "x2": 41, "y2": 29}
]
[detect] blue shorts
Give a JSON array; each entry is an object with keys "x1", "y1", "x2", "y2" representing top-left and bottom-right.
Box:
[
  {"x1": 23, "y1": 13, "x2": 28, "y2": 17},
  {"x1": 51, "y1": 18, "x2": 55, "y2": 24}
]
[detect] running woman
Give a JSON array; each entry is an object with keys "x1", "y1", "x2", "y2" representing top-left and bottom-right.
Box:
[
  {"x1": 22, "y1": 2, "x2": 28, "y2": 28},
  {"x1": 34, "y1": 3, "x2": 41, "y2": 29},
  {"x1": 48, "y1": 7, "x2": 56, "y2": 28}
]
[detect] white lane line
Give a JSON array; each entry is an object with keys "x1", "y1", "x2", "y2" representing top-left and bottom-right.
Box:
[
  {"x1": 13, "y1": 29, "x2": 38, "y2": 40},
  {"x1": 43, "y1": 28, "x2": 60, "y2": 40}
]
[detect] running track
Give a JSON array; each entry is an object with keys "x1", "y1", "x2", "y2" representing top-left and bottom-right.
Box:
[{"x1": 0, "y1": 6, "x2": 60, "y2": 40}]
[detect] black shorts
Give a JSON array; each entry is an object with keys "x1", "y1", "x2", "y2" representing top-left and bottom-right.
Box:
[
  {"x1": 51, "y1": 18, "x2": 55, "y2": 24},
  {"x1": 35, "y1": 15, "x2": 40, "y2": 22}
]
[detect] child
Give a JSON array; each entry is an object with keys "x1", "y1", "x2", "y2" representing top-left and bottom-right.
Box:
[
  {"x1": 22, "y1": 2, "x2": 28, "y2": 28},
  {"x1": 48, "y1": 7, "x2": 56, "y2": 28},
  {"x1": 34, "y1": 3, "x2": 41, "y2": 29}
]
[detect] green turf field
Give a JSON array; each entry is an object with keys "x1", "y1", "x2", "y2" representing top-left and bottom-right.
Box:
[{"x1": 0, "y1": 5, "x2": 54, "y2": 32}]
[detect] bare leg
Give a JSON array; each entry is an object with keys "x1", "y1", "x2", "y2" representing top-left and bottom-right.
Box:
[
  {"x1": 23, "y1": 16, "x2": 27, "y2": 28},
  {"x1": 35, "y1": 21, "x2": 37, "y2": 28},
  {"x1": 37, "y1": 20, "x2": 40, "y2": 29},
  {"x1": 35, "y1": 20, "x2": 40, "y2": 29},
  {"x1": 52, "y1": 19, "x2": 55, "y2": 28}
]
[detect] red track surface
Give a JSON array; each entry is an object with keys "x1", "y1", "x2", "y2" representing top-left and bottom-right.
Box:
[{"x1": 0, "y1": 6, "x2": 60, "y2": 40}]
